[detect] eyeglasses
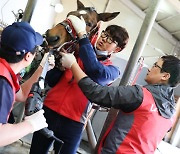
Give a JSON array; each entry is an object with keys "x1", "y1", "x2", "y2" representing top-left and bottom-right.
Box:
[
  {"x1": 153, "y1": 62, "x2": 163, "y2": 71},
  {"x1": 100, "y1": 30, "x2": 118, "y2": 45}
]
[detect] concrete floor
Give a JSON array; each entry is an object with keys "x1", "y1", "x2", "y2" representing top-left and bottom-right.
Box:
[
  {"x1": 2, "y1": 104, "x2": 180, "y2": 154},
  {"x1": 1, "y1": 134, "x2": 180, "y2": 154},
  {"x1": 0, "y1": 104, "x2": 91, "y2": 154},
  {"x1": 0, "y1": 134, "x2": 91, "y2": 154}
]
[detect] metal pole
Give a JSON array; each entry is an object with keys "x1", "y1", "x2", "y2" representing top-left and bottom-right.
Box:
[
  {"x1": 22, "y1": 0, "x2": 38, "y2": 23},
  {"x1": 103, "y1": 0, "x2": 110, "y2": 12},
  {"x1": 95, "y1": 0, "x2": 162, "y2": 153},
  {"x1": 86, "y1": 119, "x2": 97, "y2": 150}
]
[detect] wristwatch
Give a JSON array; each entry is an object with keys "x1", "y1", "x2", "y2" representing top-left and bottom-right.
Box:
[{"x1": 79, "y1": 33, "x2": 88, "y2": 40}]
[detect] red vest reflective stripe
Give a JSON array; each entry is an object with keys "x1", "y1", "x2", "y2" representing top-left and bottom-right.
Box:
[
  {"x1": 98, "y1": 87, "x2": 174, "y2": 154},
  {"x1": 44, "y1": 58, "x2": 113, "y2": 123}
]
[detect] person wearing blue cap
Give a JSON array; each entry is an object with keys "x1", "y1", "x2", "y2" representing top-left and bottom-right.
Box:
[{"x1": 0, "y1": 22, "x2": 55, "y2": 147}]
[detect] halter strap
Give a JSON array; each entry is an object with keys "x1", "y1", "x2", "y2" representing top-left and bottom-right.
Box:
[{"x1": 60, "y1": 20, "x2": 77, "y2": 40}]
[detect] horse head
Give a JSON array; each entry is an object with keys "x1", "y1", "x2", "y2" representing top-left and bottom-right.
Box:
[{"x1": 45, "y1": 0, "x2": 120, "y2": 48}]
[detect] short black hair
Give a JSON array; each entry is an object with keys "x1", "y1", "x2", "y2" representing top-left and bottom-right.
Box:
[
  {"x1": 0, "y1": 45, "x2": 36, "y2": 63},
  {"x1": 105, "y1": 25, "x2": 129, "y2": 51},
  {"x1": 161, "y1": 55, "x2": 180, "y2": 87}
]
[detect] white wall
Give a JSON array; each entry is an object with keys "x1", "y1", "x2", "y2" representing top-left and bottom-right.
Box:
[{"x1": 0, "y1": 0, "x2": 57, "y2": 34}]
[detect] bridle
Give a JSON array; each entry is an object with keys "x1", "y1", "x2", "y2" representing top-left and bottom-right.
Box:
[
  {"x1": 60, "y1": 19, "x2": 77, "y2": 41},
  {"x1": 44, "y1": 7, "x2": 99, "y2": 54},
  {"x1": 56, "y1": 19, "x2": 99, "y2": 54}
]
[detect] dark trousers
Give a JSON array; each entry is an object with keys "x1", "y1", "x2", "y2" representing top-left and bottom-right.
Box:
[{"x1": 30, "y1": 106, "x2": 84, "y2": 154}]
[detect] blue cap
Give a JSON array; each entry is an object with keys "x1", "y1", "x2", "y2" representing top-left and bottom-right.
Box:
[{"x1": 0, "y1": 22, "x2": 43, "y2": 55}]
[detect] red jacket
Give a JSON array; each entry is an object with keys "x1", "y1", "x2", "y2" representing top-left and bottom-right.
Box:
[
  {"x1": 44, "y1": 58, "x2": 113, "y2": 123},
  {"x1": 98, "y1": 87, "x2": 174, "y2": 154},
  {"x1": 0, "y1": 58, "x2": 20, "y2": 120}
]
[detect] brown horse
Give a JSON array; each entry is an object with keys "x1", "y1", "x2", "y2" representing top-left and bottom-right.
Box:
[
  {"x1": 43, "y1": 0, "x2": 120, "y2": 70},
  {"x1": 45, "y1": 0, "x2": 120, "y2": 49}
]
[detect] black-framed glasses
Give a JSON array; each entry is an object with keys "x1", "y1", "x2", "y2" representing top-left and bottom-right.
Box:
[
  {"x1": 153, "y1": 62, "x2": 163, "y2": 71},
  {"x1": 100, "y1": 30, "x2": 118, "y2": 45}
]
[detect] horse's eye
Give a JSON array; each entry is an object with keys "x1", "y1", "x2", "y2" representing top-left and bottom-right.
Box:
[{"x1": 86, "y1": 22, "x2": 93, "y2": 27}]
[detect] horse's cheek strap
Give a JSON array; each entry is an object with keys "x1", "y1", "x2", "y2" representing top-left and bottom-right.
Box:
[{"x1": 66, "y1": 19, "x2": 77, "y2": 38}]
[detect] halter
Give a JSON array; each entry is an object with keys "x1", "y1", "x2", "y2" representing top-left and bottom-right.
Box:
[
  {"x1": 60, "y1": 19, "x2": 77, "y2": 41},
  {"x1": 46, "y1": 7, "x2": 99, "y2": 54},
  {"x1": 59, "y1": 6, "x2": 98, "y2": 42}
]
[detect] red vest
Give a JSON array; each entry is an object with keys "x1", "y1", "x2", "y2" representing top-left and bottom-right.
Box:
[
  {"x1": 0, "y1": 58, "x2": 20, "y2": 121},
  {"x1": 44, "y1": 58, "x2": 112, "y2": 123},
  {"x1": 98, "y1": 88, "x2": 174, "y2": 154}
]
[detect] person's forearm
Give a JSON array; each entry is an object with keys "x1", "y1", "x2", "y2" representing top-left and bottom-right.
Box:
[
  {"x1": 71, "y1": 62, "x2": 87, "y2": 82},
  {"x1": 0, "y1": 121, "x2": 33, "y2": 147},
  {"x1": 15, "y1": 66, "x2": 43, "y2": 102}
]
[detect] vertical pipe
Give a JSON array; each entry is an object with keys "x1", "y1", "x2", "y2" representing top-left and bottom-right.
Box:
[
  {"x1": 86, "y1": 119, "x2": 97, "y2": 150},
  {"x1": 120, "y1": 0, "x2": 162, "y2": 86},
  {"x1": 103, "y1": 0, "x2": 110, "y2": 12},
  {"x1": 170, "y1": 118, "x2": 180, "y2": 147},
  {"x1": 170, "y1": 97, "x2": 180, "y2": 147},
  {"x1": 95, "y1": 0, "x2": 162, "y2": 153},
  {"x1": 22, "y1": 0, "x2": 38, "y2": 23}
]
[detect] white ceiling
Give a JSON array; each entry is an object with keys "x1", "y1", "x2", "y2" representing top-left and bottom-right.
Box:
[
  {"x1": 131, "y1": 0, "x2": 180, "y2": 42},
  {"x1": 127, "y1": 0, "x2": 179, "y2": 59}
]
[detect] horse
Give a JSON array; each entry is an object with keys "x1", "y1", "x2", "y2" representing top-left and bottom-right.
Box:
[
  {"x1": 46, "y1": 0, "x2": 120, "y2": 49},
  {"x1": 22, "y1": 0, "x2": 120, "y2": 80}
]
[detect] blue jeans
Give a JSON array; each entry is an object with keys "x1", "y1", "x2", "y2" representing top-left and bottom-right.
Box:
[{"x1": 30, "y1": 106, "x2": 84, "y2": 154}]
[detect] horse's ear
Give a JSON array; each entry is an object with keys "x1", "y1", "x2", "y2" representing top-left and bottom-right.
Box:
[
  {"x1": 98, "y1": 12, "x2": 120, "y2": 22},
  {"x1": 77, "y1": 0, "x2": 85, "y2": 10}
]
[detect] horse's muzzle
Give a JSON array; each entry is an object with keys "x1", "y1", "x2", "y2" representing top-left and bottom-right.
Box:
[{"x1": 45, "y1": 30, "x2": 60, "y2": 46}]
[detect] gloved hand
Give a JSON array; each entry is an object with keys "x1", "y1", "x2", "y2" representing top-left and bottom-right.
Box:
[
  {"x1": 24, "y1": 109, "x2": 48, "y2": 133},
  {"x1": 67, "y1": 15, "x2": 86, "y2": 34},
  {"x1": 59, "y1": 52, "x2": 76, "y2": 69},
  {"x1": 40, "y1": 52, "x2": 55, "y2": 70}
]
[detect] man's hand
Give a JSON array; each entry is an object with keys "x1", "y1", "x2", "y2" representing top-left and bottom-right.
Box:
[
  {"x1": 67, "y1": 15, "x2": 86, "y2": 34},
  {"x1": 60, "y1": 52, "x2": 76, "y2": 69},
  {"x1": 40, "y1": 52, "x2": 55, "y2": 70},
  {"x1": 24, "y1": 109, "x2": 48, "y2": 133}
]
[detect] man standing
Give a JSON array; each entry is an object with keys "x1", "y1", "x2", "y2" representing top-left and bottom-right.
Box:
[
  {"x1": 30, "y1": 15, "x2": 129, "y2": 154},
  {"x1": 0, "y1": 22, "x2": 55, "y2": 146},
  {"x1": 60, "y1": 52, "x2": 180, "y2": 154}
]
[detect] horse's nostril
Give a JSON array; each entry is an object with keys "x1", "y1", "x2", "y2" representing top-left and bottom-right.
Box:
[{"x1": 47, "y1": 36, "x2": 60, "y2": 43}]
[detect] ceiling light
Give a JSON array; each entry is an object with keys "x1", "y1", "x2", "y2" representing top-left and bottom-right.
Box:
[
  {"x1": 50, "y1": 0, "x2": 64, "y2": 13},
  {"x1": 54, "y1": 3, "x2": 64, "y2": 13}
]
